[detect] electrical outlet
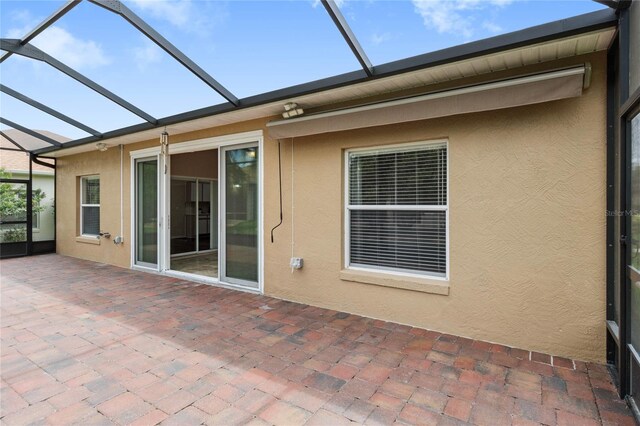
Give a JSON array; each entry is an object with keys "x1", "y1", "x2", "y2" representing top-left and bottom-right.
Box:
[{"x1": 290, "y1": 257, "x2": 303, "y2": 269}]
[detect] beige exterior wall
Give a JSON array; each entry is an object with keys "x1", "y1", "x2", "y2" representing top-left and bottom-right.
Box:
[{"x1": 56, "y1": 53, "x2": 607, "y2": 361}]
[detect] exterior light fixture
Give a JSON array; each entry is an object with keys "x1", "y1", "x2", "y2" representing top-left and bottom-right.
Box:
[
  {"x1": 160, "y1": 130, "x2": 169, "y2": 155},
  {"x1": 96, "y1": 142, "x2": 108, "y2": 151},
  {"x1": 282, "y1": 102, "x2": 304, "y2": 119}
]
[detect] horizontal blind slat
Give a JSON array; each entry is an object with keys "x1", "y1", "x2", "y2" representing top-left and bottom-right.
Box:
[
  {"x1": 349, "y1": 209, "x2": 446, "y2": 275},
  {"x1": 349, "y1": 145, "x2": 447, "y2": 206}
]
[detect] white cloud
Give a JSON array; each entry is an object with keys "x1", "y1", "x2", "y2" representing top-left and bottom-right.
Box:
[
  {"x1": 312, "y1": 0, "x2": 346, "y2": 8},
  {"x1": 132, "y1": 38, "x2": 163, "y2": 70},
  {"x1": 33, "y1": 27, "x2": 110, "y2": 69},
  {"x1": 371, "y1": 32, "x2": 392, "y2": 46},
  {"x1": 6, "y1": 16, "x2": 110, "y2": 70},
  {"x1": 128, "y1": 0, "x2": 192, "y2": 28},
  {"x1": 411, "y1": 0, "x2": 512, "y2": 38},
  {"x1": 127, "y1": 0, "x2": 224, "y2": 36},
  {"x1": 482, "y1": 21, "x2": 502, "y2": 33}
]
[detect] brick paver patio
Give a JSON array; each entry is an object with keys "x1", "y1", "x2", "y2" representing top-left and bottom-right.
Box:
[{"x1": 0, "y1": 254, "x2": 636, "y2": 425}]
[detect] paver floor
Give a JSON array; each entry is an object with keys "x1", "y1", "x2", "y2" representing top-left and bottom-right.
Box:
[{"x1": 0, "y1": 254, "x2": 636, "y2": 425}]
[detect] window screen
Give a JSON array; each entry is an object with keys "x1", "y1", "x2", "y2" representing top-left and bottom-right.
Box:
[
  {"x1": 80, "y1": 176, "x2": 100, "y2": 236},
  {"x1": 347, "y1": 142, "x2": 447, "y2": 277}
]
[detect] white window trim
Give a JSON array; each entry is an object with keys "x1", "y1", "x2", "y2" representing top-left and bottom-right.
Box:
[
  {"x1": 344, "y1": 139, "x2": 450, "y2": 282},
  {"x1": 80, "y1": 175, "x2": 100, "y2": 237}
]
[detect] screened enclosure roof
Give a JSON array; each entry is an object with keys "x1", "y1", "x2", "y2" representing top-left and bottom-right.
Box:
[{"x1": 0, "y1": 0, "x2": 623, "y2": 157}]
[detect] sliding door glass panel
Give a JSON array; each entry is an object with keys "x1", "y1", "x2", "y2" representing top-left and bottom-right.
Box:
[
  {"x1": 135, "y1": 159, "x2": 158, "y2": 267},
  {"x1": 170, "y1": 179, "x2": 197, "y2": 255},
  {"x1": 631, "y1": 113, "x2": 640, "y2": 352},
  {"x1": 224, "y1": 146, "x2": 258, "y2": 285},
  {"x1": 629, "y1": 111, "x2": 640, "y2": 411}
]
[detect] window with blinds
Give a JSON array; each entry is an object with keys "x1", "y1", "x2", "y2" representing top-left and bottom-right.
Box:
[
  {"x1": 80, "y1": 176, "x2": 100, "y2": 236},
  {"x1": 346, "y1": 141, "x2": 448, "y2": 278}
]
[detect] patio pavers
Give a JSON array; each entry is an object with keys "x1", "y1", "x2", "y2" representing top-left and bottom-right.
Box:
[{"x1": 0, "y1": 254, "x2": 636, "y2": 425}]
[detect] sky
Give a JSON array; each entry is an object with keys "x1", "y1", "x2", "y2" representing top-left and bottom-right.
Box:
[{"x1": 0, "y1": 0, "x2": 608, "y2": 140}]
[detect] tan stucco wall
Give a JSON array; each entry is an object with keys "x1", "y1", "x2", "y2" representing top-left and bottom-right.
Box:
[{"x1": 56, "y1": 53, "x2": 607, "y2": 361}]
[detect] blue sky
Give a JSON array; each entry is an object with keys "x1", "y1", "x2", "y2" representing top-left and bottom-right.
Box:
[{"x1": 0, "y1": 0, "x2": 607, "y2": 140}]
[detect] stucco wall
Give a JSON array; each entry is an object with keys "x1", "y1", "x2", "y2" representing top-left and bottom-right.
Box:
[{"x1": 56, "y1": 53, "x2": 607, "y2": 361}]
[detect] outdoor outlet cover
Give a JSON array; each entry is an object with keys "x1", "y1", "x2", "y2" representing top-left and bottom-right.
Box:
[{"x1": 290, "y1": 257, "x2": 303, "y2": 269}]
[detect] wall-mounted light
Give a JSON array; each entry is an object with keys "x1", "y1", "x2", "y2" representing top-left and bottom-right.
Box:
[
  {"x1": 160, "y1": 129, "x2": 169, "y2": 155},
  {"x1": 96, "y1": 142, "x2": 108, "y2": 152},
  {"x1": 282, "y1": 102, "x2": 304, "y2": 119}
]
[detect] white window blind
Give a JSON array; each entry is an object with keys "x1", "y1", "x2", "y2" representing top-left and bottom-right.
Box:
[
  {"x1": 81, "y1": 176, "x2": 100, "y2": 236},
  {"x1": 347, "y1": 142, "x2": 447, "y2": 277}
]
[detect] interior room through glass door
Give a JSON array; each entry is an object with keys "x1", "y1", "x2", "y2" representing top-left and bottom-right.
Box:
[{"x1": 169, "y1": 149, "x2": 219, "y2": 278}]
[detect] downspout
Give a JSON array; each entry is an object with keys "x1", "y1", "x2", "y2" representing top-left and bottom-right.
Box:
[
  {"x1": 116, "y1": 144, "x2": 124, "y2": 245},
  {"x1": 121, "y1": 144, "x2": 124, "y2": 243}
]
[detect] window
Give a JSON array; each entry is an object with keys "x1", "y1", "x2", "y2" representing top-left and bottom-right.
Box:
[
  {"x1": 32, "y1": 211, "x2": 40, "y2": 231},
  {"x1": 346, "y1": 141, "x2": 448, "y2": 278},
  {"x1": 80, "y1": 176, "x2": 100, "y2": 236}
]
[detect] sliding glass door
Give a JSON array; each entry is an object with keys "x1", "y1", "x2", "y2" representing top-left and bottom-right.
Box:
[
  {"x1": 135, "y1": 157, "x2": 158, "y2": 268},
  {"x1": 221, "y1": 144, "x2": 259, "y2": 288},
  {"x1": 132, "y1": 139, "x2": 260, "y2": 290},
  {"x1": 628, "y1": 109, "x2": 640, "y2": 413}
]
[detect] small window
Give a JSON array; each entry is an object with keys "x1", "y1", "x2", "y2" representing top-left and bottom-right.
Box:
[
  {"x1": 32, "y1": 211, "x2": 40, "y2": 231},
  {"x1": 346, "y1": 141, "x2": 448, "y2": 278},
  {"x1": 80, "y1": 176, "x2": 100, "y2": 236}
]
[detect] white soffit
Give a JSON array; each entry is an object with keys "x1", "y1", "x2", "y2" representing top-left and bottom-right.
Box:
[
  {"x1": 46, "y1": 27, "x2": 614, "y2": 158},
  {"x1": 267, "y1": 66, "x2": 586, "y2": 139}
]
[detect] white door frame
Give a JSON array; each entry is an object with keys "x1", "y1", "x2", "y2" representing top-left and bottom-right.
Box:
[
  {"x1": 130, "y1": 154, "x2": 161, "y2": 272},
  {"x1": 130, "y1": 130, "x2": 264, "y2": 294}
]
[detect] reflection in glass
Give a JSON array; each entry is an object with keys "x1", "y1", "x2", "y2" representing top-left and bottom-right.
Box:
[
  {"x1": 136, "y1": 159, "x2": 157, "y2": 266},
  {"x1": 82, "y1": 177, "x2": 100, "y2": 204},
  {"x1": 632, "y1": 114, "x2": 640, "y2": 270},
  {"x1": 225, "y1": 147, "x2": 258, "y2": 284}
]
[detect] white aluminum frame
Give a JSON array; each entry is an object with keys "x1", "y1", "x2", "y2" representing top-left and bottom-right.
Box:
[
  {"x1": 80, "y1": 174, "x2": 100, "y2": 237},
  {"x1": 129, "y1": 130, "x2": 264, "y2": 294},
  {"x1": 344, "y1": 139, "x2": 450, "y2": 281}
]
